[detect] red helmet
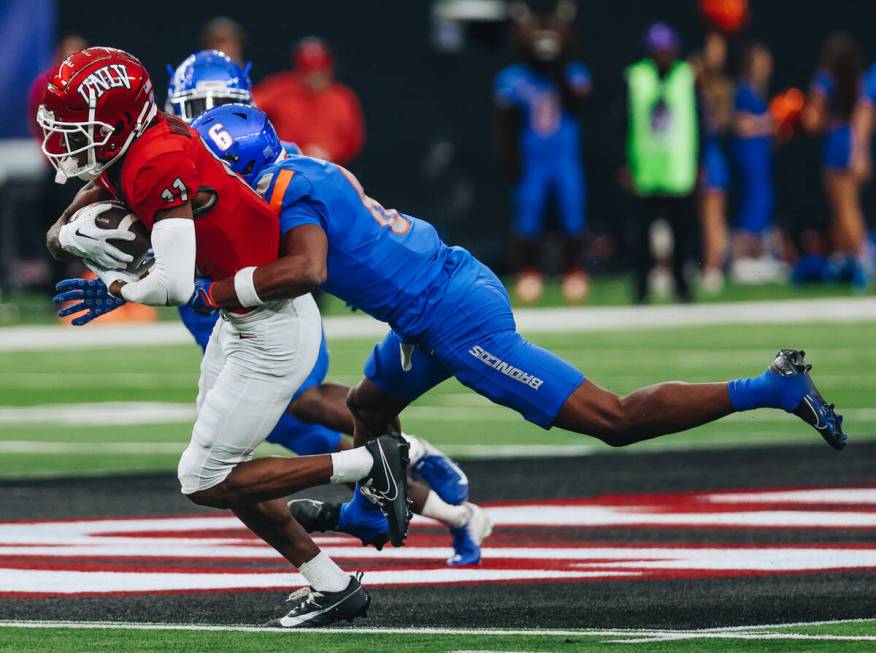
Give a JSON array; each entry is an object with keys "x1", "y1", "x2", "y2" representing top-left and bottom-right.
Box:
[{"x1": 37, "y1": 47, "x2": 157, "y2": 183}]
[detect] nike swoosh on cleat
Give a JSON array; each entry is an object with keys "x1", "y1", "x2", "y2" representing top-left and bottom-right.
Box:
[
  {"x1": 372, "y1": 442, "x2": 398, "y2": 501},
  {"x1": 803, "y1": 395, "x2": 828, "y2": 431},
  {"x1": 279, "y1": 590, "x2": 361, "y2": 628}
]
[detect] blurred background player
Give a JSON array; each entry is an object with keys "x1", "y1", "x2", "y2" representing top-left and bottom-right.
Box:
[
  {"x1": 691, "y1": 30, "x2": 733, "y2": 295},
  {"x1": 166, "y1": 49, "x2": 253, "y2": 124},
  {"x1": 494, "y1": 0, "x2": 591, "y2": 304},
  {"x1": 804, "y1": 33, "x2": 870, "y2": 289},
  {"x1": 162, "y1": 56, "x2": 489, "y2": 564},
  {"x1": 199, "y1": 16, "x2": 246, "y2": 64},
  {"x1": 691, "y1": 0, "x2": 750, "y2": 295},
  {"x1": 854, "y1": 58, "x2": 876, "y2": 181},
  {"x1": 254, "y1": 37, "x2": 364, "y2": 165},
  {"x1": 730, "y1": 42, "x2": 779, "y2": 282},
  {"x1": 623, "y1": 23, "x2": 699, "y2": 304}
]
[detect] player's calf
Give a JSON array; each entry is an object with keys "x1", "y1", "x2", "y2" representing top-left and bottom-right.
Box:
[
  {"x1": 180, "y1": 435, "x2": 413, "y2": 545},
  {"x1": 557, "y1": 349, "x2": 846, "y2": 450},
  {"x1": 346, "y1": 379, "x2": 407, "y2": 443}
]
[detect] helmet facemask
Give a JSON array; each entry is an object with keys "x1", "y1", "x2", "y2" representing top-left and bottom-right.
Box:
[
  {"x1": 167, "y1": 84, "x2": 252, "y2": 123},
  {"x1": 37, "y1": 89, "x2": 157, "y2": 184},
  {"x1": 37, "y1": 103, "x2": 114, "y2": 183}
]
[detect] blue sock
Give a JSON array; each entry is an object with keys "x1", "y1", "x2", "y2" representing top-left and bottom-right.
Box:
[{"x1": 728, "y1": 370, "x2": 805, "y2": 413}]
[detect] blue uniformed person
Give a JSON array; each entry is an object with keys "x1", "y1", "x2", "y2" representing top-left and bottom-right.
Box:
[{"x1": 494, "y1": 0, "x2": 592, "y2": 304}]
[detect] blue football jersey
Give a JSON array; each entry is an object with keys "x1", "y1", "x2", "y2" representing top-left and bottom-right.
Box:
[
  {"x1": 258, "y1": 155, "x2": 473, "y2": 340},
  {"x1": 494, "y1": 62, "x2": 590, "y2": 159}
]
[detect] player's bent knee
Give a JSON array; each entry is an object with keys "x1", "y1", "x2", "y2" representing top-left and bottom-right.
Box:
[
  {"x1": 178, "y1": 443, "x2": 238, "y2": 506},
  {"x1": 185, "y1": 484, "x2": 232, "y2": 509}
]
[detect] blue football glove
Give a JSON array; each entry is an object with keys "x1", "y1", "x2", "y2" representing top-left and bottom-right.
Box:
[
  {"x1": 53, "y1": 277, "x2": 126, "y2": 326},
  {"x1": 189, "y1": 277, "x2": 219, "y2": 315}
]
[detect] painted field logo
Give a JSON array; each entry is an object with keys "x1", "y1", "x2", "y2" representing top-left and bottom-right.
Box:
[{"x1": 0, "y1": 485, "x2": 874, "y2": 597}]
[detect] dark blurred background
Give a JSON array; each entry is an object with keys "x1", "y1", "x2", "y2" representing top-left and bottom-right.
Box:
[{"x1": 1, "y1": 0, "x2": 874, "y2": 295}]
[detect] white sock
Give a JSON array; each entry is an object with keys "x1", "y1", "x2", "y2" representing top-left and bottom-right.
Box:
[
  {"x1": 329, "y1": 447, "x2": 373, "y2": 484},
  {"x1": 299, "y1": 551, "x2": 350, "y2": 593},
  {"x1": 421, "y1": 490, "x2": 470, "y2": 528},
  {"x1": 401, "y1": 432, "x2": 426, "y2": 465}
]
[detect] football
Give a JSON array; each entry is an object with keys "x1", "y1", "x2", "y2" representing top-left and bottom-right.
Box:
[{"x1": 89, "y1": 201, "x2": 152, "y2": 272}]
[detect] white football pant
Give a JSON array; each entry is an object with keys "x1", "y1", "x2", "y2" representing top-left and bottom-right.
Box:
[{"x1": 178, "y1": 295, "x2": 322, "y2": 494}]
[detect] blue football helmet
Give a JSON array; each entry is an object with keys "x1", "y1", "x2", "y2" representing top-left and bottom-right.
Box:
[
  {"x1": 166, "y1": 49, "x2": 252, "y2": 123},
  {"x1": 192, "y1": 104, "x2": 283, "y2": 186}
]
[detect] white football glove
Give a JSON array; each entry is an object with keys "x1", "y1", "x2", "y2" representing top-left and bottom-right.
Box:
[{"x1": 58, "y1": 203, "x2": 136, "y2": 270}]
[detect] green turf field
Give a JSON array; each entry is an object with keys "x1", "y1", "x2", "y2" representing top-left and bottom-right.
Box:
[
  {"x1": 0, "y1": 620, "x2": 874, "y2": 652},
  {"x1": 0, "y1": 320, "x2": 872, "y2": 478}
]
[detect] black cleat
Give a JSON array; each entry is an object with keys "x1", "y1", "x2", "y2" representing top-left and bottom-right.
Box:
[
  {"x1": 361, "y1": 434, "x2": 412, "y2": 547},
  {"x1": 770, "y1": 349, "x2": 847, "y2": 450},
  {"x1": 288, "y1": 498, "x2": 340, "y2": 534},
  {"x1": 266, "y1": 572, "x2": 370, "y2": 628}
]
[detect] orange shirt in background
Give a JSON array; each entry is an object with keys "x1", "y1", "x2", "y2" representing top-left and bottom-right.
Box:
[{"x1": 254, "y1": 72, "x2": 365, "y2": 165}]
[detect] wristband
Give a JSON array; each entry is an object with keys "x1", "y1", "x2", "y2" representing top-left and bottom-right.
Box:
[{"x1": 234, "y1": 266, "x2": 264, "y2": 307}]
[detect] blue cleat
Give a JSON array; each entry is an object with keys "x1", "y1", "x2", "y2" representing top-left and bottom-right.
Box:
[
  {"x1": 447, "y1": 503, "x2": 493, "y2": 566},
  {"x1": 414, "y1": 454, "x2": 469, "y2": 505},
  {"x1": 337, "y1": 486, "x2": 391, "y2": 550},
  {"x1": 288, "y1": 488, "x2": 390, "y2": 551},
  {"x1": 770, "y1": 349, "x2": 848, "y2": 450}
]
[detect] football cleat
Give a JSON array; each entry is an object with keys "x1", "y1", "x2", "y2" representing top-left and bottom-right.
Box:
[
  {"x1": 515, "y1": 269, "x2": 544, "y2": 304},
  {"x1": 338, "y1": 489, "x2": 390, "y2": 550},
  {"x1": 561, "y1": 269, "x2": 590, "y2": 304},
  {"x1": 288, "y1": 495, "x2": 390, "y2": 551},
  {"x1": 267, "y1": 573, "x2": 370, "y2": 628},
  {"x1": 448, "y1": 503, "x2": 494, "y2": 566},
  {"x1": 360, "y1": 434, "x2": 411, "y2": 547},
  {"x1": 770, "y1": 349, "x2": 847, "y2": 450},
  {"x1": 288, "y1": 498, "x2": 340, "y2": 533},
  {"x1": 413, "y1": 454, "x2": 470, "y2": 505}
]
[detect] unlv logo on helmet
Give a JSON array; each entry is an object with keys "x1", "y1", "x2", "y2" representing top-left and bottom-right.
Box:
[
  {"x1": 77, "y1": 64, "x2": 132, "y2": 102},
  {"x1": 38, "y1": 47, "x2": 157, "y2": 183}
]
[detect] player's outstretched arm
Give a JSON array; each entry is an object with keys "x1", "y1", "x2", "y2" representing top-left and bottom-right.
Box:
[
  {"x1": 206, "y1": 224, "x2": 328, "y2": 308},
  {"x1": 46, "y1": 181, "x2": 112, "y2": 261}
]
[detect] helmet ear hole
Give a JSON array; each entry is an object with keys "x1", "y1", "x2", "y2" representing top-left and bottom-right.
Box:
[{"x1": 241, "y1": 160, "x2": 255, "y2": 175}]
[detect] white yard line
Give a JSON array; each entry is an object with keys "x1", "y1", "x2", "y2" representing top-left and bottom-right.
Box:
[
  {"x1": 0, "y1": 618, "x2": 873, "y2": 641},
  {"x1": 0, "y1": 440, "x2": 601, "y2": 458},
  {"x1": 0, "y1": 402, "x2": 195, "y2": 425},
  {"x1": 0, "y1": 441, "x2": 185, "y2": 454},
  {"x1": 2, "y1": 401, "x2": 875, "y2": 430},
  {"x1": 2, "y1": 297, "x2": 875, "y2": 352},
  {"x1": 2, "y1": 402, "x2": 875, "y2": 427}
]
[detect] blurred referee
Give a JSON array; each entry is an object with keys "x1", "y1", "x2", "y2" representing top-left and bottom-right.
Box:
[{"x1": 623, "y1": 23, "x2": 700, "y2": 303}]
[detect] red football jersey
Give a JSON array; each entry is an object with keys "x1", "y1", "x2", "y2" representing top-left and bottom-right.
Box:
[{"x1": 97, "y1": 112, "x2": 280, "y2": 280}]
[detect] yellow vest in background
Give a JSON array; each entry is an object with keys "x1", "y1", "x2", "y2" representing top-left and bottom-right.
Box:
[{"x1": 626, "y1": 58, "x2": 698, "y2": 196}]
